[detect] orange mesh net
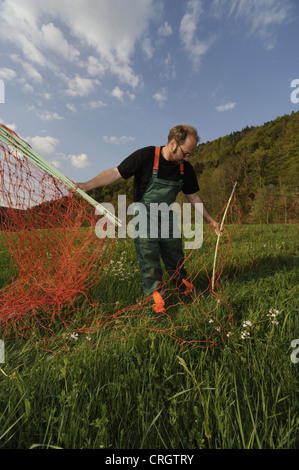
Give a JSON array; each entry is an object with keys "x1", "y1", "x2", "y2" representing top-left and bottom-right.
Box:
[{"x1": 0, "y1": 137, "x2": 298, "y2": 352}]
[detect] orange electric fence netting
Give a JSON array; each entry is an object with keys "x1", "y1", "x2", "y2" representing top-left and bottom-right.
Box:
[{"x1": 0, "y1": 140, "x2": 298, "y2": 352}]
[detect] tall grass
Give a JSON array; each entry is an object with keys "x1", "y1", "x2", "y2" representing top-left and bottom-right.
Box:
[{"x1": 0, "y1": 224, "x2": 298, "y2": 449}]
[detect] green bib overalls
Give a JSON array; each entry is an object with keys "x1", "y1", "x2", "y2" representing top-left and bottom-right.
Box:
[{"x1": 134, "y1": 147, "x2": 187, "y2": 296}]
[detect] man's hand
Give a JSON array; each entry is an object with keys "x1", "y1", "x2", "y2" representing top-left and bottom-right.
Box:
[
  {"x1": 210, "y1": 220, "x2": 222, "y2": 236},
  {"x1": 71, "y1": 168, "x2": 122, "y2": 196},
  {"x1": 71, "y1": 182, "x2": 89, "y2": 194}
]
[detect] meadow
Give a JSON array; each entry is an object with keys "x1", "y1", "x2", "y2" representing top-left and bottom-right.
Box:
[{"x1": 0, "y1": 222, "x2": 298, "y2": 449}]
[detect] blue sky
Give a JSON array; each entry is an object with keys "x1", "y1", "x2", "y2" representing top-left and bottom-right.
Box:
[{"x1": 0, "y1": 0, "x2": 298, "y2": 184}]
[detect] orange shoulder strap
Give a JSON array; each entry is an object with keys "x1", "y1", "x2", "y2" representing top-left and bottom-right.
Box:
[
  {"x1": 153, "y1": 147, "x2": 160, "y2": 171},
  {"x1": 154, "y1": 146, "x2": 184, "y2": 175}
]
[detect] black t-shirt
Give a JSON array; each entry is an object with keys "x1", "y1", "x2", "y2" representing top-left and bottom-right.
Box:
[{"x1": 117, "y1": 146, "x2": 200, "y2": 201}]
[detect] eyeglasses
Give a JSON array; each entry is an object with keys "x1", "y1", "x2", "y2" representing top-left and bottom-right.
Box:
[{"x1": 176, "y1": 141, "x2": 193, "y2": 159}]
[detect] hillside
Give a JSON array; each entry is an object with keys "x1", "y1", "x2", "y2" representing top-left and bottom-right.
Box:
[
  {"x1": 2, "y1": 111, "x2": 297, "y2": 227},
  {"x1": 90, "y1": 111, "x2": 299, "y2": 219},
  {"x1": 189, "y1": 110, "x2": 299, "y2": 215}
]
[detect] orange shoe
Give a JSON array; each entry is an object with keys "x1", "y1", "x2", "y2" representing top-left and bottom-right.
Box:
[
  {"x1": 152, "y1": 290, "x2": 167, "y2": 319},
  {"x1": 179, "y1": 279, "x2": 194, "y2": 296}
]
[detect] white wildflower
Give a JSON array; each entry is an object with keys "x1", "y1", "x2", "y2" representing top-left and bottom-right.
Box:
[
  {"x1": 70, "y1": 332, "x2": 78, "y2": 341},
  {"x1": 241, "y1": 320, "x2": 252, "y2": 339},
  {"x1": 241, "y1": 330, "x2": 250, "y2": 339},
  {"x1": 267, "y1": 308, "x2": 280, "y2": 322},
  {"x1": 268, "y1": 308, "x2": 279, "y2": 316}
]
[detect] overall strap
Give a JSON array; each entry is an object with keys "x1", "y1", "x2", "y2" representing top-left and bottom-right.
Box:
[
  {"x1": 153, "y1": 146, "x2": 160, "y2": 175},
  {"x1": 153, "y1": 147, "x2": 184, "y2": 176}
]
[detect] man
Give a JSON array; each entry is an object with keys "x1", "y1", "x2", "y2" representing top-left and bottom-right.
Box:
[{"x1": 74, "y1": 125, "x2": 220, "y2": 317}]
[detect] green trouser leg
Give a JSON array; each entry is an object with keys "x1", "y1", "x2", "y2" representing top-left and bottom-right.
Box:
[
  {"x1": 134, "y1": 237, "x2": 161, "y2": 295},
  {"x1": 133, "y1": 148, "x2": 187, "y2": 297},
  {"x1": 160, "y1": 236, "x2": 187, "y2": 286},
  {"x1": 134, "y1": 236, "x2": 187, "y2": 296}
]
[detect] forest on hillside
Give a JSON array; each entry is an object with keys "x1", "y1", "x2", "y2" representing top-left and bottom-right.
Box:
[
  {"x1": 2, "y1": 111, "x2": 297, "y2": 229},
  {"x1": 88, "y1": 111, "x2": 299, "y2": 222}
]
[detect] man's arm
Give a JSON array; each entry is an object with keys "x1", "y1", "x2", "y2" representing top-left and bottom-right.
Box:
[
  {"x1": 74, "y1": 167, "x2": 122, "y2": 193},
  {"x1": 186, "y1": 192, "x2": 221, "y2": 235}
]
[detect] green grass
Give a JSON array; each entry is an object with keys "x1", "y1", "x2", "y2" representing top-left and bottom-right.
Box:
[{"x1": 0, "y1": 223, "x2": 298, "y2": 449}]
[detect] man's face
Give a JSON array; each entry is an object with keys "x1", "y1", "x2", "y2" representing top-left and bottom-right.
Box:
[{"x1": 169, "y1": 135, "x2": 197, "y2": 164}]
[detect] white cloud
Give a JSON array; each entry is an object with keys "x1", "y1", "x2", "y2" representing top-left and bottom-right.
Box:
[
  {"x1": 86, "y1": 56, "x2": 107, "y2": 78},
  {"x1": 88, "y1": 99, "x2": 107, "y2": 109},
  {"x1": 37, "y1": 111, "x2": 64, "y2": 121},
  {"x1": 108, "y1": 62, "x2": 140, "y2": 89},
  {"x1": 0, "y1": 119, "x2": 17, "y2": 131},
  {"x1": 160, "y1": 53, "x2": 176, "y2": 80},
  {"x1": 40, "y1": 22, "x2": 80, "y2": 61},
  {"x1": 238, "y1": 0, "x2": 291, "y2": 49},
  {"x1": 180, "y1": 0, "x2": 214, "y2": 68},
  {"x1": 1, "y1": 4, "x2": 78, "y2": 65},
  {"x1": 111, "y1": 86, "x2": 124, "y2": 102},
  {"x1": 68, "y1": 153, "x2": 90, "y2": 169},
  {"x1": 22, "y1": 63, "x2": 43, "y2": 84},
  {"x1": 211, "y1": 0, "x2": 292, "y2": 50},
  {"x1": 0, "y1": 68, "x2": 16, "y2": 80},
  {"x1": 0, "y1": 0, "x2": 156, "y2": 90},
  {"x1": 103, "y1": 136, "x2": 135, "y2": 145},
  {"x1": 66, "y1": 103, "x2": 77, "y2": 113},
  {"x1": 63, "y1": 74, "x2": 100, "y2": 97},
  {"x1": 127, "y1": 92, "x2": 135, "y2": 102},
  {"x1": 23, "y1": 84, "x2": 34, "y2": 94},
  {"x1": 142, "y1": 38, "x2": 154, "y2": 59},
  {"x1": 50, "y1": 160, "x2": 61, "y2": 169},
  {"x1": 216, "y1": 102, "x2": 236, "y2": 112},
  {"x1": 158, "y1": 21, "x2": 173, "y2": 37},
  {"x1": 10, "y1": 54, "x2": 43, "y2": 83},
  {"x1": 25, "y1": 135, "x2": 60, "y2": 155},
  {"x1": 153, "y1": 88, "x2": 167, "y2": 108}
]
